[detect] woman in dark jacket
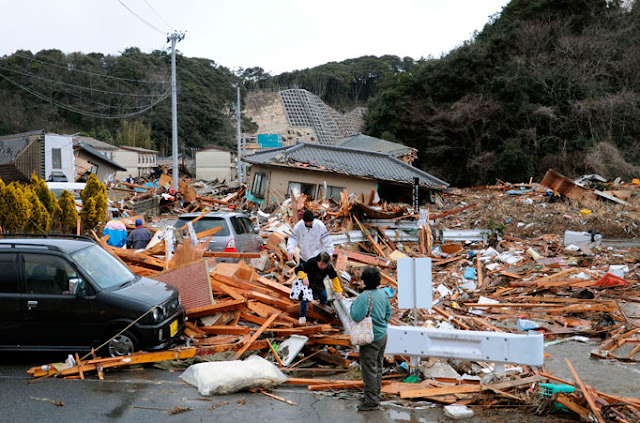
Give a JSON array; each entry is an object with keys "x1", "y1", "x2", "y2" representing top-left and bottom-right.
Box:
[{"x1": 350, "y1": 266, "x2": 392, "y2": 411}]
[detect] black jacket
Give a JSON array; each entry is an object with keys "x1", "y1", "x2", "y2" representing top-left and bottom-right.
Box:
[
  {"x1": 295, "y1": 255, "x2": 337, "y2": 295},
  {"x1": 127, "y1": 227, "x2": 153, "y2": 249}
]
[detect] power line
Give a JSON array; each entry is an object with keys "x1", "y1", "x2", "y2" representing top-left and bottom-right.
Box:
[
  {"x1": 143, "y1": 0, "x2": 173, "y2": 31},
  {"x1": 0, "y1": 73, "x2": 171, "y2": 119},
  {"x1": 118, "y1": 0, "x2": 166, "y2": 35},
  {"x1": 0, "y1": 66, "x2": 168, "y2": 98},
  {"x1": 8, "y1": 53, "x2": 169, "y2": 85}
]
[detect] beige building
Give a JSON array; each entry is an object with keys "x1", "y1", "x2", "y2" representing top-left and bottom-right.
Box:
[
  {"x1": 195, "y1": 146, "x2": 236, "y2": 182},
  {"x1": 244, "y1": 143, "x2": 448, "y2": 207},
  {"x1": 112, "y1": 146, "x2": 158, "y2": 179}
]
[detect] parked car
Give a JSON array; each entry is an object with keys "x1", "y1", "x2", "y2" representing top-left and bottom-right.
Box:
[
  {"x1": 0, "y1": 236, "x2": 185, "y2": 356},
  {"x1": 173, "y1": 212, "x2": 262, "y2": 255}
]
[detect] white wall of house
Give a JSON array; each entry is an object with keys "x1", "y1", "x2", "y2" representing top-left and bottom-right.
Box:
[
  {"x1": 195, "y1": 150, "x2": 234, "y2": 181},
  {"x1": 44, "y1": 134, "x2": 75, "y2": 181},
  {"x1": 112, "y1": 150, "x2": 139, "y2": 180}
]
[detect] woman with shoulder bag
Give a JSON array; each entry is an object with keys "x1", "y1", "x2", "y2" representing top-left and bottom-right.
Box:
[{"x1": 349, "y1": 266, "x2": 392, "y2": 411}]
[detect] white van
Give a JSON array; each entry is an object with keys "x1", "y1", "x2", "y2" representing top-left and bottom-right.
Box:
[{"x1": 45, "y1": 182, "x2": 87, "y2": 199}]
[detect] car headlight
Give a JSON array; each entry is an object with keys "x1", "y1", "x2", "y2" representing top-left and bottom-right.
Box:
[{"x1": 152, "y1": 307, "x2": 163, "y2": 322}]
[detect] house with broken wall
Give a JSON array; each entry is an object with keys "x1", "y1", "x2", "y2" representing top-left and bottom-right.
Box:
[{"x1": 243, "y1": 142, "x2": 448, "y2": 206}]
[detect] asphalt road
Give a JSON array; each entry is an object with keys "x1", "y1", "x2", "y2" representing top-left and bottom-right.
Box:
[{"x1": 0, "y1": 352, "x2": 574, "y2": 423}]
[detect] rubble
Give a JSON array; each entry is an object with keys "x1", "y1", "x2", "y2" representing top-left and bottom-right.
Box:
[{"x1": 26, "y1": 169, "x2": 640, "y2": 421}]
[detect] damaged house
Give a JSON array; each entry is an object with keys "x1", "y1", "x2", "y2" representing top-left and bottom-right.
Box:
[{"x1": 243, "y1": 142, "x2": 448, "y2": 206}]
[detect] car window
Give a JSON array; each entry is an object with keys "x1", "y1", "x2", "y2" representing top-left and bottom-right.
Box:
[
  {"x1": 24, "y1": 254, "x2": 77, "y2": 295},
  {"x1": 242, "y1": 217, "x2": 255, "y2": 234},
  {"x1": 230, "y1": 217, "x2": 246, "y2": 234},
  {"x1": 0, "y1": 253, "x2": 19, "y2": 293},
  {"x1": 174, "y1": 217, "x2": 230, "y2": 236},
  {"x1": 70, "y1": 245, "x2": 135, "y2": 289}
]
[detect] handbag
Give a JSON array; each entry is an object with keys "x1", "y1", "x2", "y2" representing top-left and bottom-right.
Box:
[
  {"x1": 290, "y1": 278, "x2": 314, "y2": 302},
  {"x1": 350, "y1": 292, "x2": 374, "y2": 346}
]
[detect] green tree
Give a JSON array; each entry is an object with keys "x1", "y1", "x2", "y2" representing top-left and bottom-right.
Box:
[
  {"x1": 24, "y1": 185, "x2": 51, "y2": 233},
  {"x1": 2, "y1": 182, "x2": 31, "y2": 233},
  {"x1": 57, "y1": 190, "x2": 79, "y2": 233},
  {"x1": 115, "y1": 119, "x2": 152, "y2": 148},
  {"x1": 80, "y1": 174, "x2": 107, "y2": 230}
]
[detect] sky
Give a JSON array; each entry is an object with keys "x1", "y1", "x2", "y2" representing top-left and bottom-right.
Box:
[{"x1": 0, "y1": 0, "x2": 509, "y2": 75}]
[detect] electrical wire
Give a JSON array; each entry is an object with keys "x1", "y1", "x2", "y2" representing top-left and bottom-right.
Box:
[
  {"x1": 8, "y1": 53, "x2": 169, "y2": 85},
  {"x1": 0, "y1": 73, "x2": 171, "y2": 119},
  {"x1": 0, "y1": 66, "x2": 168, "y2": 98},
  {"x1": 143, "y1": 0, "x2": 173, "y2": 31},
  {"x1": 117, "y1": 0, "x2": 166, "y2": 35}
]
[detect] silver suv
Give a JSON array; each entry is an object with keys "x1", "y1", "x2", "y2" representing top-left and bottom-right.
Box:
[{"x1": 173, "y1": 212, "x2": 262, "y2": 254}]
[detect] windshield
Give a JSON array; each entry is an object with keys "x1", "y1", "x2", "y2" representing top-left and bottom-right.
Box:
[{"x1": 71, "y1": 244, "x2": 136, "y2": 289}]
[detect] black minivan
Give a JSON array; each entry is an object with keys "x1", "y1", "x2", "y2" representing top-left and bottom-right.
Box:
[{"x1": 0, "y1": 236, "x2": 185, "y2": 356}]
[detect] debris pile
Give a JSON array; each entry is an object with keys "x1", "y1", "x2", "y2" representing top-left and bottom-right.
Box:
[{"x1": 27, "y1": 169, "x2": 640, "y2": 421}]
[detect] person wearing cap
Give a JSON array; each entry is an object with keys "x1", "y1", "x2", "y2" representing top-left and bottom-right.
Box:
[
  {"x1": 126, "y1": 218, "x2": 153, "y2": 250},
  {"x1": 287, "y1": 209, "x2": 334, "y2": 264},
  {"x1": 103, "y1": 210, "x2": 127, "y2": 248}
]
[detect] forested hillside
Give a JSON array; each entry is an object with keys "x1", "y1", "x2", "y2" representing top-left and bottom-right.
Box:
[
  {"x1": 0, "y1": 48, "x2": 247, "y2": 153},
  {"x1": 0, "y1": 50, "x2": 401, "y2": 153},
  {"x1": 365, "y1": 0, "x2": 640, "y2": 185}
]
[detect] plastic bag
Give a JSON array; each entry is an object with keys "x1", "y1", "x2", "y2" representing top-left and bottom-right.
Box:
[{"x1": 180, "y1": 355, "x2": 288, "y2": 395}]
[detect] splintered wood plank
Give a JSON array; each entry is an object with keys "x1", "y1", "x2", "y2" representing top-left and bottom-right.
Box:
[
  {"x1": 246, "y1": 291, "x2": 294, "y2": 309},
  {"x1": 186, "y1": 299, "x2": 247, "y2": 318},
  {"x1": 200, "y1": 325, "x2": 251, "y2": 336},
  {"x1": 565, "y1": 358, "x2": 605, "y2": 423},
  {"x1": 232, "y1": 313, "x2": 279, "y2": 360}
]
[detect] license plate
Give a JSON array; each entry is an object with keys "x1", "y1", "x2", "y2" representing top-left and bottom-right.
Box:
[{"x1": 170, "y1": 320, "x2": 178, "y2": 337}]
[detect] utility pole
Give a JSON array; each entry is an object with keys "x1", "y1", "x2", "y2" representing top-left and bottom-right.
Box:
[
  {"x1": 236, "y1": 86, "x2": 244, "y2": 184},
  {"x1": 169, "y1": 31, "x2": 185, "y2": 191}
]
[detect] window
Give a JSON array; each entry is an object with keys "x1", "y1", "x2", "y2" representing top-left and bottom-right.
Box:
[
  {"x1": 0, "y1": 253, "x2": 19, "y2": 293},
  {"x1": 174, "y1": 217, "x2": 230, "y2": 237},
  {"x1": 24, "y1": 254, "x2": 77, "y2": 295},
  {"x1": 252, "y1": 172, "x2": 267, "y2": 198},
  {"x1": 288, "y1": 181, "x2": 317, "y2": 199},
  {"x1": 71, "y1": 245, "x2": 135, "y2": 289},
  {"x1": 230, "y1": 216, "x2": 255, "y2": 234},
  {"x1": 52, "y1": 148, "x2": 62, "y2": 169},
  {"x1": 317, "y1": 185, "x2": 345, "y2": 201}
]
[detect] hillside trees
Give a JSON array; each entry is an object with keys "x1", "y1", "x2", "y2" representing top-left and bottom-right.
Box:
[{"x1": 366, "y1": 0, "x2": 640, "y2": 185}]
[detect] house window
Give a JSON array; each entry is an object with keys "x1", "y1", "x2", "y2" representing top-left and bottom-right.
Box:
[
  {"x1": 52, "y1": 148, "x2": 62, "y2": 169},
  {"x1": 317, "y1": 185, "x2": 345, "y2": 201},
  {"x1": 252, "y1": 172, "x2": 267, "y2": 198},
  {"x1": 288, "y1": 181, "x2": 317, "y2": 200}
]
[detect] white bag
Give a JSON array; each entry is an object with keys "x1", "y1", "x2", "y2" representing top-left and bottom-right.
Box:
[
  {"x1": 289, "y1": 278, "x2": 314, "y2": 302},
  {"x1": 350, "y1": 292, "x2": 374, "y2": 346},
  {"x1": 180, "y1": 355, "x2": 288, "y2": 395}
]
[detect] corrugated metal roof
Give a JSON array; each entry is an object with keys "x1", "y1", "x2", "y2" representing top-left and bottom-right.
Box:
[
  {"x1": 336, "y1": 133, "x2": 416, "y2": 157},
  {"x1": 244, "y1": 142, "x2": 448, "y2": 189},
  {"x1": 75, "y1": 141, "x2": 127, "y2": 171},
  {"x1": 72, "y1": 136, "x2": 119, "y2": 151}
]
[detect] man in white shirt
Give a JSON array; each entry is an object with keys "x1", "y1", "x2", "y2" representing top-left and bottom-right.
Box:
[{"x1": 287, "y1": 210, "x2": 334, "y2": 264}]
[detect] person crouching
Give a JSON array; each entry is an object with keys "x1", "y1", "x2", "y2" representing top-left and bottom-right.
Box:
[{"x1": 291, "y1": 252, "x2": 342, "y2": 325}]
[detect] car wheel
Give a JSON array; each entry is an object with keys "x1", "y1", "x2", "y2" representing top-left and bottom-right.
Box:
[{"x1": 107, "y1": 330, "x2": 139, "y2": 357}]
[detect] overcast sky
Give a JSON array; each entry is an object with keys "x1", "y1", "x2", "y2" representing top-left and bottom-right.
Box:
[{"x1": 0, "y1": 0, "x2": 509, "y2": 74}]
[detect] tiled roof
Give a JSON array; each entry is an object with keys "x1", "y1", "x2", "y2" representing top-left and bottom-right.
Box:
[
  {"x1": 243, "y1": 143, "x2": 448, "y2": 189},
  {"x1": 0, "y1": 134, "x2": 33, "y2": 164},
  {"x1": 119, "y1": 146, "x2": 158, "y2": 154},
  {"x1": 336, "y1": 133, "x2": 416, "y2": 157}
]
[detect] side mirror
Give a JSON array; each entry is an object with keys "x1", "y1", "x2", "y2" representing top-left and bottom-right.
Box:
[{"x1": 68, "y1": 278, "x2": 83, "y2": 296}]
